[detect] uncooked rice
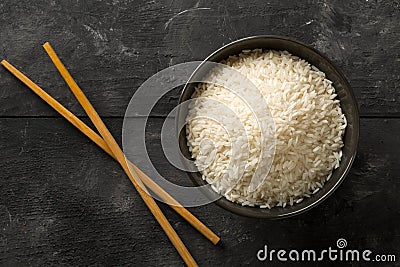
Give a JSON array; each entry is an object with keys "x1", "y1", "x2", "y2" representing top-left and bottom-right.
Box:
[{"x1": 186, "y1": 49, "x2": 346, "y2": 208}]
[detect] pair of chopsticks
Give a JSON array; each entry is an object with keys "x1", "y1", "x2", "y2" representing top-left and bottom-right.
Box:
[{"x1": 1, "y1": 43, "x2": 220, "y2": 266}]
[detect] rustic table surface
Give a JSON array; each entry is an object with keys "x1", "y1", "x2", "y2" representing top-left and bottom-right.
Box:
[{"x1": 0, "y1": 0, "x2": 399, "y2": 266}]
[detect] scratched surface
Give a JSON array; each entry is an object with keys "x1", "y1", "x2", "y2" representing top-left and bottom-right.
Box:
[
  {"x1": 0, "y1": 0, "x2": 399, "y2": 117},
  {"x1": 0, "y1": 0, "x2": 399, "y2": 266}
]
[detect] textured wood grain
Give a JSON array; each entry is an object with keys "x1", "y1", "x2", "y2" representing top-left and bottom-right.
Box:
[
  {"x1": 0, "y1": 0, "x2": 399, "y2": 266},
  {"x1": 0, "y1": 117, "x2": 399, "y2": 266},
  {"x1": 0, "y1": 0, "x2": 399, "y2": 117}
]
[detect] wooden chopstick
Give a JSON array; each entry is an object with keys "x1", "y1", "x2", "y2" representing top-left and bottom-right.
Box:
[
  {"x1": 1, "y1": 60, "x2": 197, "y2": 266},
  {"x1": 41, "y1": 43, "x2": 198, "y2": 266},
  {"x1": 0, "y1": 59, "x2": 219, "y2": 245}
]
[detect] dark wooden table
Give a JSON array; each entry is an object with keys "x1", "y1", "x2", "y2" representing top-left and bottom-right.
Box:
[{"x1": 1, "y1": 0, "x2": 399, "y2": 266}]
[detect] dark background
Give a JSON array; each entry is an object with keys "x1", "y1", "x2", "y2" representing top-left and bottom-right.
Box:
[{"x1": 0, "y1": 0, "x2": 399, "y2": 266}]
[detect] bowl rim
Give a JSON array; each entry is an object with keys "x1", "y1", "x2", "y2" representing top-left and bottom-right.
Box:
[{"x1": 177, "y1": 35, "x2": 360, "y2": 219}]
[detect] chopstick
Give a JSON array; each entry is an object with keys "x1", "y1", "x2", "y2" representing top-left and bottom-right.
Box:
[
  {"x1": 45, "y1": 43, "x2": 218, "y2": 245},
  {"x1": 42, "y1": 43, "x2": 198, "y2": 266},
  {"x1": 0, "y1": 59, "x2": 219, "y2": 246}
]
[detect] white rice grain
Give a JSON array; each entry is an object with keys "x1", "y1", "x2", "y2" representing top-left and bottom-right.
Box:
[{"x1": 186, "y1": 49, "x2": 346, "y2": 208}]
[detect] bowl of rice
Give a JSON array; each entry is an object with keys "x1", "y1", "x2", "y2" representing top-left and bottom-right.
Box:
[{"x1": 177, "y1": 35, "x2": 359, "y2": 218}]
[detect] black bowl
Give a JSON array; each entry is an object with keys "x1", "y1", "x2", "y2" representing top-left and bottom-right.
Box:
[{"x1": 177, "y1": 35, "x2": 359, "y2": 219}]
